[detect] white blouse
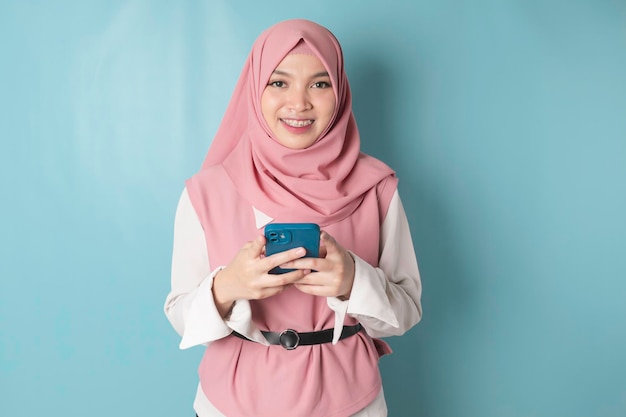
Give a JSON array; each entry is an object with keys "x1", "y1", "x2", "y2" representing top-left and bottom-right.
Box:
[{"x1": 164, "y1": 188, "x2": 422, "y2": 417}]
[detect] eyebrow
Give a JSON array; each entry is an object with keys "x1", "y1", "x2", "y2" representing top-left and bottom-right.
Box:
[{"x1": 272, "y1": 69, "x2": 330, "y2": 78}]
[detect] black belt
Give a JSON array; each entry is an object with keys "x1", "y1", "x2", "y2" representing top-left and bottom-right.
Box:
[{"x1": 231, "y1": 324, "x2": 362, "y2": 350}]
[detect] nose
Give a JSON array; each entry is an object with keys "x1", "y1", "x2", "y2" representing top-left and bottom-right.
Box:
[{"x1": 286, "y1": 86, "x2": 311, "y2": 112}]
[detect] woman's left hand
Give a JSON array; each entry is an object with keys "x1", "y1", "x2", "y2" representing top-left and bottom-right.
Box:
[{"x1": 280, "y1": 231, "x2": 355, "y2": 300}]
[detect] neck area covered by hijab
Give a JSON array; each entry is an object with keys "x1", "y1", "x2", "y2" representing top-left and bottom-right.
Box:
[{"x1": 196, "y1": 18, "x2": 397, "y2": 226}]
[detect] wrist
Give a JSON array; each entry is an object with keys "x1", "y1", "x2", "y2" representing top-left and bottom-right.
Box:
[
  {"x1": 338, "y1": 254, "x2": 356, "y2": 300},
  {"x1": 213, "y1": 269, "x2": 235, "y2": 318},
  {"x1": 338, "y1": 283, "x2": 353, "y2": 301}
]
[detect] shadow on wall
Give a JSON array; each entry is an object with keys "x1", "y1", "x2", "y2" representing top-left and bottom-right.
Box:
[{"x1": 349, "y1": 51, "x2": 475, "y2": 416}]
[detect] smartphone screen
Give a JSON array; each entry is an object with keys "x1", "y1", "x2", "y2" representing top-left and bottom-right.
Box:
[{"x1": 264, "y1": 223, "x2": 320, "y2": 274}]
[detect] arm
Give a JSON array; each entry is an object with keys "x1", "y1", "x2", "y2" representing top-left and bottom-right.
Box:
[
  {"x1": 164, "y1": 188, "x2": 310, "y2": 349},
  {"x1": 163, "y1": 188, "x2": 253, "y2": 349},
  {"x1": 327, "y1": 191, "x2": 422, "y2": 338}
]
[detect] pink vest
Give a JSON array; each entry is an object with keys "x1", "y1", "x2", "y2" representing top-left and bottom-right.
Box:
[{"x1": 187, "y1": 165, "x2": 395, "y2": 417}]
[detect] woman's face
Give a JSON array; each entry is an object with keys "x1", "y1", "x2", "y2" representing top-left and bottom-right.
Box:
[{"x1": 261, "y1": 53, "x2": 336, "y2": 150}]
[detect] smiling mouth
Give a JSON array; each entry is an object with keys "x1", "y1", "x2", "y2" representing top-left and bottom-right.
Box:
[{"x1": 281, "y1": 119, "x2": 314, "y2": 128}]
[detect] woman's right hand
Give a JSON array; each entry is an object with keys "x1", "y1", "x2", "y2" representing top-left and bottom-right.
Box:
[{"x1": 212, "y1": 235, "x2": 310, "y2": 317}]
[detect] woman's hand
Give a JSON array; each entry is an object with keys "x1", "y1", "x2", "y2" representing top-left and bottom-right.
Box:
[
  {"x1": 212, "y1": 235, "x2": 311, "y2": 317},
  {"x1": 281, "y1": 231, "x2": 356, "y2": 300}
]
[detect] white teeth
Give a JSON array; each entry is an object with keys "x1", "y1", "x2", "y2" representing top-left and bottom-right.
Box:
[{"x1": 282, "y1": 119, "x2": 313, "y2": 127}]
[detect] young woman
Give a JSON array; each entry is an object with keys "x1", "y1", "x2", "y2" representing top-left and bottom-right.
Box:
[{"x1": 164, "y1": 19, "x2": 422, "y2": 417}]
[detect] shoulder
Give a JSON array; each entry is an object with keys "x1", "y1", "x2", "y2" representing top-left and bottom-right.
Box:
[
  {"x1": 187, "y1": 164, "x2": 229, "y2": 184},
  {"x1": 358, "y1": 151, "x2": 393, "y2": 171},
  {"x1": 356, "y1": 153, "x2": 399, "y2": 222},
  {"x1": 186, "y1": 165, "x2": 234, "y2": 196}
]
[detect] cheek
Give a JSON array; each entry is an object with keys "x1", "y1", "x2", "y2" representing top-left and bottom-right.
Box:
[
  {"x1": 260, "y1": 91, "x2": 276, "y2": 124},
  {"x1": 319, "y1": 95, "x2": 337, "y2": 122}
]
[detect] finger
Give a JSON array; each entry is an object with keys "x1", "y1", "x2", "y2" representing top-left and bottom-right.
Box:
[
  {"x1": 280, "y1": 257, "x2": 325, "y2": 272},
  {"x1": 318, "y1": 240, "x2": 328, "y2": 258},
  {"x1": 249, "y1": 235, "x2": 266, "y2": 256},
  {"x1": 263, "y1": 269, "x2": 309, "y2": 288},
  {"x1": 320, "y1": 232, "x2": 352, "y2": 266},
  {"x1": 293, "y1": 283, "x2": 330, "y2": 297},
  {"x1": 320, "y1": 231, "x2": 340, "y2": 256},
  {"x1": 262, "y1": 246, "x2": 307, "y2": 272},
  {"x1": 287, "y1": 270, "x2": 323, "y2": 286}
]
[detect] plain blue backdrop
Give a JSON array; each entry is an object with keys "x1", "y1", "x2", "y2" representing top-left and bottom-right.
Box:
[{"x1": 1, "y1": 1, "x2": 625, "y2": 416}]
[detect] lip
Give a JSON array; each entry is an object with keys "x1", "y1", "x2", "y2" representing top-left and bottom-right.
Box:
[{"x1": 280, "y1": 118, "x2": 315, "y2": 134}]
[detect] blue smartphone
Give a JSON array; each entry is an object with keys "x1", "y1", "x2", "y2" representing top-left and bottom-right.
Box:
[{"x1": 264, "y1": 223, "x2": 320, "y2": 274}]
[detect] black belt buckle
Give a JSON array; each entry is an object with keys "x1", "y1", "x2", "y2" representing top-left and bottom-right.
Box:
[{"x1": 279, "y1": 329, "x2": 300, "y2": 350}]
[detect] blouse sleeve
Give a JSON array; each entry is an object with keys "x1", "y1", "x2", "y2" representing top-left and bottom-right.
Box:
[
  {"x1": 327, "y1": 190, "x2": 422, "y2": 340},
  {"x1": 163, "y1": 188, "x2": 267, "y2": 350}
]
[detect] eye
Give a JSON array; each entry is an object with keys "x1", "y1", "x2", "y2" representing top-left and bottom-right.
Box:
[
  {"x1": 312, "y1": 81, "x2": 331, "y2": 89},
  {"x1": 268, "y1": 80, "x2": 286, "y2": 88}
]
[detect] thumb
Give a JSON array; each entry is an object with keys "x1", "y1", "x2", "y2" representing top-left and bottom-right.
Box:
[
  {"x1": 250, "y1": 234, "x2": 266, "y2": 256},
  {"x1": 320, "y1": 231, "x2": 340, "y2": 256}
]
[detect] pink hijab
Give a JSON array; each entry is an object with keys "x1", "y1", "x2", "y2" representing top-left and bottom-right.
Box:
[{"x1": 200, "y1": 18, "x2": 396, "y2": 226}]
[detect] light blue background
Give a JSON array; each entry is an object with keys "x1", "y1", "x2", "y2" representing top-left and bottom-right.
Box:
[{"x1": 1, "y1": 1, "x2": 625, "y2": 416}]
